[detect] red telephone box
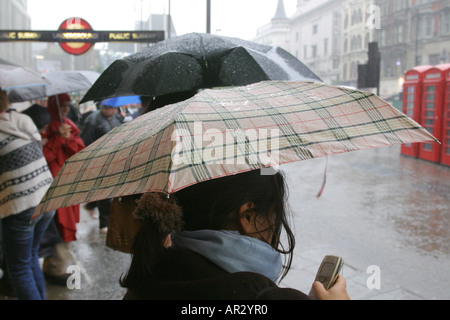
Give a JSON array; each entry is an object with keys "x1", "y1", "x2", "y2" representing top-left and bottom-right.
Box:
[
  {"x1": 401, "y1": 65, "x2": 432, "y2": 157},
  {"x1": 418, "y1": 64, "x2": 449, "y2": 163},
  {"x1": 439, "y1": 64, "x2": 450, "y2": 166}
]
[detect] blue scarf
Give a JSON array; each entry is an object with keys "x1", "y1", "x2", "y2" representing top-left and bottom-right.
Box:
[{"x1": 171, "y1": 230, "x2": 282, "y2": 282}]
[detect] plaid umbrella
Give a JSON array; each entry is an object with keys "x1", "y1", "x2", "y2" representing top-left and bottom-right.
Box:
[{"x1": 33, "y1": 81, "x2": 438, "y2": 218}]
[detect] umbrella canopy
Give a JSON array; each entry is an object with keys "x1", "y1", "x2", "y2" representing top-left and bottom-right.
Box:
[
  {"x1": 100, "y1": 95, "x2": 142, "y2": 108},
  {"x1": 34, "y1": 80, "x2": 438, "y2": 218},
  {"x1": 0, "y1": 58, "x2": 50, "y2": 90},
  {"x1": 8, "y1": 70, "x2": 100, "y2": 103},
  {"x1": 80, "y1": 32, "x2": 321, "y2": 103}
]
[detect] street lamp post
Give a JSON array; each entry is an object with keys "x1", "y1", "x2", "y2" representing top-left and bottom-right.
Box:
[
  {"x1": 167, "y1": 0, "x2": 171, "y2": 38},
  {"x1": 206, "y1": 0, "x2": 211, "y2": 33}
]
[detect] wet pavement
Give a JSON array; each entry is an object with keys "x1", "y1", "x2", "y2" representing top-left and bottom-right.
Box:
[
  {"x1": 1, "y1": 145, "x2": 449, "y2": 300},
  {"x1": 280, "y1": 145, "x2": 450, "y2": 300}
]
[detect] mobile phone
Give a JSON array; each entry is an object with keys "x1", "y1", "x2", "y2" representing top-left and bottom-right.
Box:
[{"x1": 313, "y1": 255, "x2": 344, "y2": 290}]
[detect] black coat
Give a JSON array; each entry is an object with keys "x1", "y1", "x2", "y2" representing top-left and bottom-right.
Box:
[
  {"x1": 123, "y1": 247, "x2": 310, "y2": 300},
  {"x1": 80, "y1": 110, "x2": 122, "y2": 146}
]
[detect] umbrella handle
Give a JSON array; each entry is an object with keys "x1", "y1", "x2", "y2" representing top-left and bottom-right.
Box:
[{"x1": 56, "y1": 95, "x2": 64, "y2": 124}]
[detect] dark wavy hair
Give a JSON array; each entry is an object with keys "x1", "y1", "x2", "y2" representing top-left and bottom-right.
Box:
[{"x1": 120, "y1": 169, "x2": 295, "y2": 291}]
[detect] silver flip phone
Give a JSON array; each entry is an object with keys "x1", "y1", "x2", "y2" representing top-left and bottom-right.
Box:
[{"x1": 314, "y1": 255, "x2": 344, "y2": 290}]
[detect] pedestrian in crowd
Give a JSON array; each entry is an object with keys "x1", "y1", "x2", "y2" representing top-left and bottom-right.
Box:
[
  {"x1": 66, "y1": 101, "x2": 82, "y2": 129},
  {"x1": 79, "y1": 103, "x2": 97, "y2": 129},
  {"x1": 117, "y1": 106, "x2": 134, "y2": 123},
  {"x1": 41, "y1": 93, "x2": 85, "y2": 286},
  {"x1": 0, "y1": 91, "x2": 55, "y2": 300},
  {"x1": 107, "y1": 92, "x2": 198, "y2": 251},
  {"x1": 80, "y1": 103, "x2": 122, "y2": 233},
  {"x1": 120, "y1": 169, "x2": 350, "y2": 300},
  {"x1": 22, "y1": 103, "x2": 51, "y2": 138},
  {"x1": 22, "y1": 104, "x2": 65, "y2": 264}
]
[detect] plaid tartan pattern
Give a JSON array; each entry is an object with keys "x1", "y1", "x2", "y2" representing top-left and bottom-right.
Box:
[{"x1": 34, "y1": 81, "x2": 437, "y2": 217}]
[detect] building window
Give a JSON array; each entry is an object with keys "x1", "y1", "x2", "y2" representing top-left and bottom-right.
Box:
[
  {"x1": 380, "y1": 29, "x2": 386, "y2": 46},
  {"x1": 425, "y1": 16, "x2": 433, "y2": 37},
  {"x1": 350, "y1": 35, "x2": 362, "y2": 51},
  {"x1": 396, "y1": 25, "x2": 403, "y2": 43},
  {"x1": 333, "y1": 58, "x2": 340, "y2": 70},
  {"x1": 442, "y1": 11, "x2": 450, "y2": 35},
  {"x1": 350, "y1": 61, "x2": 357, "y2": 79},
  {"x1": 429, "y1": 54, "x2": 440, "y2": 65},
  {"x1": 312, "y1": 45, "x2": 317, "y2": 58},
  {"x1": 351, "y1": 8, "x2": 363, "y2": 25},
  {"x1": 324, "y1": 38, "x2": 328, "y2": 55},
  {"x1": 418, "y1": 14, "x2": 434, "y2": 39},
  {"x1": 313, "y1": 24, "x2": 318, "y2": 34}
]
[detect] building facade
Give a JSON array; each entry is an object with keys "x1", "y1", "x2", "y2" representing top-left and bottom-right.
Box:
[
  {"x1": 253, "y1": 0, "x2": 450, "y2": 99},
  {"x1": 374, "y1": 0, "x2": 450, "y2": 97},
  {"x1": 0, "y1": 0, "x2": 32, "y2": 67},
  {"x1": 340, "y1": 0, "x2": 377, "y2": 87},
  {"x1": 289, "y1": 0, "x2": 342, "y2": 84},
  {"x1": 253, "y1": 0, "x2": 291, "y2": 51}
]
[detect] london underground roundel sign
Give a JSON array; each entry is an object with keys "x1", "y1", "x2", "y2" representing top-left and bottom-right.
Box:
[{"x1": 58, "y1": 17, "x2": 94, "y2": 55}]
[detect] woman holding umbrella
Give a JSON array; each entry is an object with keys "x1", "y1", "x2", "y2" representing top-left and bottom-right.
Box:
[
  {"x1": 120, "y1": 169, "x2": 350, "y2": 300},
  {"x1": 41, "y1": 93, "x2": 85, "y2": 285}
]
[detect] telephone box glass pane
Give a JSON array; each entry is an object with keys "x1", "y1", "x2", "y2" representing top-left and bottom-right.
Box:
[{"x1": 426, "y1": 102, "x2": 435, "y2": 109}]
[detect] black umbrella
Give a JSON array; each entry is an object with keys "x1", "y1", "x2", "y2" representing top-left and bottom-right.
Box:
[{"x1": 80, "y1": 33, "x2": 321, "y2": 103}]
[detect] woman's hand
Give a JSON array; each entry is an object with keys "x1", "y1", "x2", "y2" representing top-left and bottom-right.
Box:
[
  {"x1": 311, "y1": 275, "x2": 350, "y2": 300},
  {"x1": 57, "y1": 123, "x2": 72, "y2": 139}
]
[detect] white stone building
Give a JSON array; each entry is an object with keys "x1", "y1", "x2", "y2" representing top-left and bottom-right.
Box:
[
  {"x1": 252, "y1": 0, "x2": 291, "y2": 51},
  {"x1": 340, "y1": 0, "x2": 377, "y2": 87},
  {"x1": 289, "y1": 0, "x2": 342, "y2": 84}
]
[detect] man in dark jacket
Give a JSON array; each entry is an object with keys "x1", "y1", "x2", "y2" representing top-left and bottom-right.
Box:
[
  {"x1": 80, "y1": 105, "x2": 122, "y2": 146},
  {"x1": 80, "y1": 105, "x2": 122, "y2": 233}
]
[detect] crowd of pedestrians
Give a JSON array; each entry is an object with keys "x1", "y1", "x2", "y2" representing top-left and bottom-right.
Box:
[
  {"x1": 1, "y1": 89, "x2": 351, "y2": 301},
  {"x1": 0, "y1": 91, "x2": 142, "y2": 299}
]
